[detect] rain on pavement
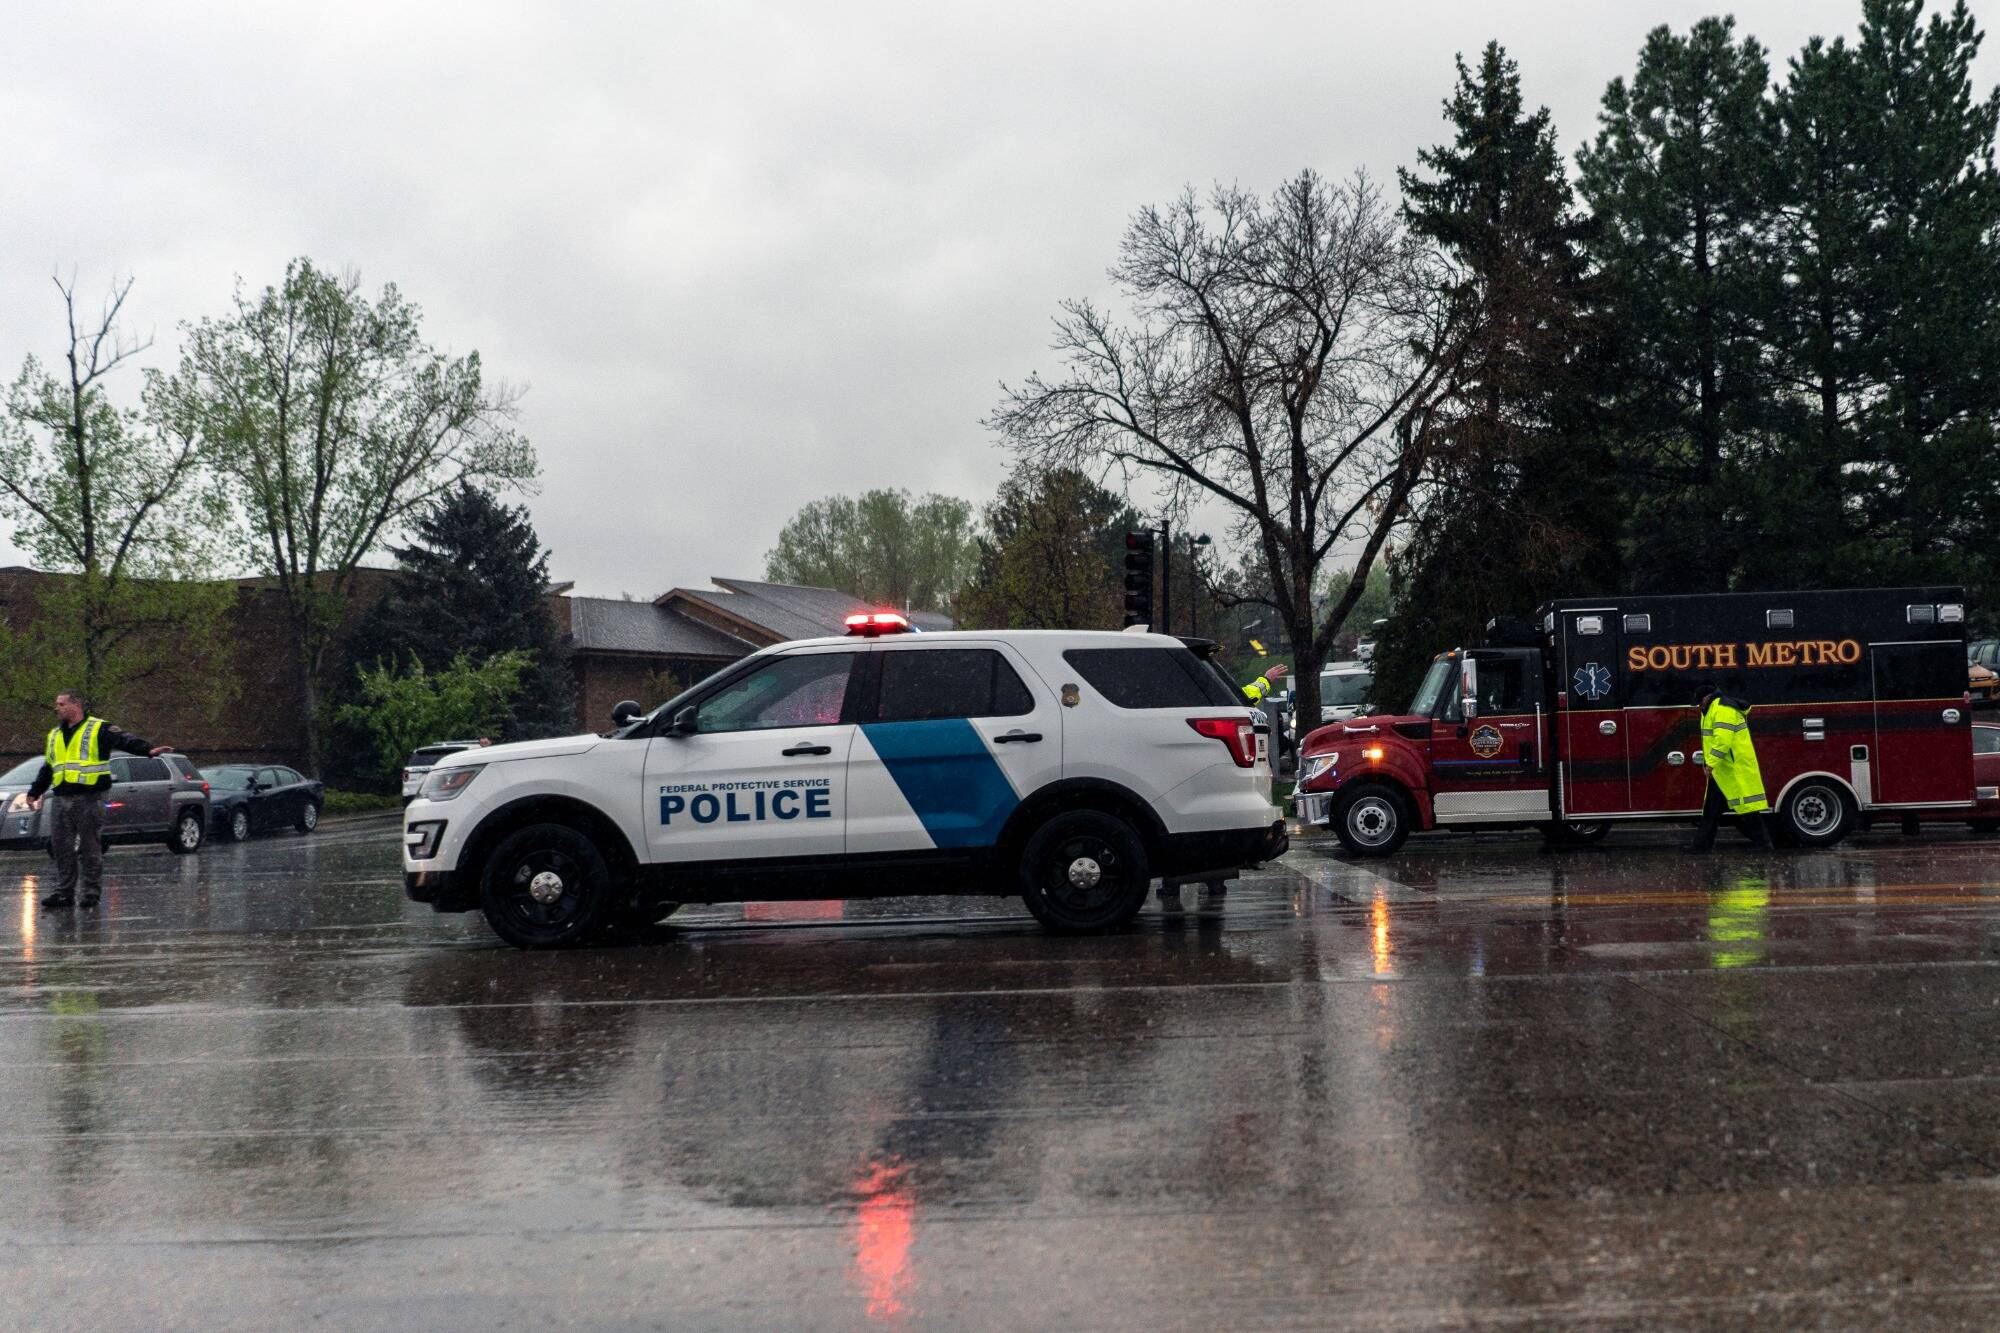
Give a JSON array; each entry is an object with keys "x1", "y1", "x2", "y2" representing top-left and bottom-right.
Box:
[{"x1": 5, "y1": 814, "x2": 2000, "y2": 1329}]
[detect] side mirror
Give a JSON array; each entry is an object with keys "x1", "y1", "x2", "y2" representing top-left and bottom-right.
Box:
[
  {"x1": 1459, "y1": 657, "x2": 1479, "y2": 720},
  {"x1": 670, "y1": 706, "x2": 698, "y2": 736},
  {"x1": 611, "y1": 699, "x2": 643, "y2": 727}
]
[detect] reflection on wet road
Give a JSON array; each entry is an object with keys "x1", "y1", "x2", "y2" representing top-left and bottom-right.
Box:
[{"x1": 3, "y1": 815, "x2": 2000, "y2": 1327}]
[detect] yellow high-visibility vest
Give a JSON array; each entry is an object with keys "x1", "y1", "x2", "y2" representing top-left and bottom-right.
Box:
[
  {"x1": 1243, "y1": 675, "x2": 1275, "y2": 704},
  {"x1": 45, "y1": 717, "x2": 109, "y2": 788}
]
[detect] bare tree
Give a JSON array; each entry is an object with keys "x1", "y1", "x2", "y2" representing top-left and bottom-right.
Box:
[
  {"x1": 990, "y1": 171, "x2": 1467, "y2": 726},
  {"x1": 157, "y1": 259, "x2": 536, "y2": 773},
  {"x1": 0, "y1": 274, "x2": 232, "y2": 711}
]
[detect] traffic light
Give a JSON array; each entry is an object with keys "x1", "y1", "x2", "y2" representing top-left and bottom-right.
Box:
[{"x1": 1122, "y1": 530, "x2": 1155, "y2": 627}]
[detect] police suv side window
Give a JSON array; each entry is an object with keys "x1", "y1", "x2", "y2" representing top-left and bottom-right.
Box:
[
  {"x1": 697, "y1": 653, "x2": 857, "y2": 733},
  {"x1": 1062, "y1": 648, "x2": 1239, "y2": 709},
  {"x1": 107, "y1": 757, "x2": 133, "y2": 784},
  {"x1": 874, "y1": 649, "x2": 1033, "y2": 722},
  {"x1": 126, "y1": 757, "x2": 169, "y2": 783}
]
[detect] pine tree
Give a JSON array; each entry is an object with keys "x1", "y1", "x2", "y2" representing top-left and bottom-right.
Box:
[
  {"x1": 1845, "y1": 0, "x2": 2000, "y2": 591},
  {"x1": 343, "y1": 484, "x2": 574, "y2": 744},
  {"x1": 1375, "y1": 42, "x2": 1617, "y2": 707},
  {"x1": 1578, "y1": 18, "x2": 1777, "y2": 593}
]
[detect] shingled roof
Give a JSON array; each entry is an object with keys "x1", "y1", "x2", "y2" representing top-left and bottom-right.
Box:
[
  {"x1": 657, "y1": 578, "x2": 952, "y2": 644},
  {"x1": 566, "y1": 597, "x2": 755, "y2": 657}
]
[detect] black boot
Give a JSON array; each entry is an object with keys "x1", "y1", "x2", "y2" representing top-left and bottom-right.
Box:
[
  {"x1": 78, "y1": 894, "x2": 100, "y2": 910},
  {"x1": 39, "y1": 891, "x2": 73, "y2": 910}
]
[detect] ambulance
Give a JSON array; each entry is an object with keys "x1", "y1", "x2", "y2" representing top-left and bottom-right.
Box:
[
  {"x1": 404, "y1": 616, "x2": 1287, "y2": 947},
  {"x1": 1294, "y1": 587, "x2": 1984, "y2": 854}
]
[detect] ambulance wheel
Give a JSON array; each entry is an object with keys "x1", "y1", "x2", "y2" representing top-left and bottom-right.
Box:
[
  {"x1": 1780, "y1": 781, "x2": 1852, "y2": 848},
  {"x1": 1333, "y1": 783, "x2": 1410, "y2": 858},
  {"x1": 1545, "y1": 820, "x2": 1610, "y2": 847},
  {"x1": 480, "y1": 823, "x2": 611, "y2": 949},
  {"x1": 1019, "y1": 811, "x2": 1150, "y2": 933}
]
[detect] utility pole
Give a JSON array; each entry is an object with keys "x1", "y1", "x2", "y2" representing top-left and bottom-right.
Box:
[{"x1": 1159, "y1": 519, "x2": 1171, "y2": 636}]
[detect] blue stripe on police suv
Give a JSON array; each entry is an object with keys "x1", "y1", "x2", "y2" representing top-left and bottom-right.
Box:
[{"x1": 660, "y1": 786, "x2": 832, "y2": 825}]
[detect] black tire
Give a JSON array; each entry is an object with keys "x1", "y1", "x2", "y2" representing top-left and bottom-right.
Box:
[
  {"x1": 296, "y1": 801, "x2": 320, "y2": 834},
  {"x1": 479, "y1": 823, "x2": 612, "y2": 949},
  {"x1": 1018, "y1": 810, "x2": 1150, "y2": 933},
  {"x1": 167, "y1": 808, "x2": 205, "y2": 855},
  {"x1": 1780, "y1": 779, "x2": 1852, "y2": 848},
  {"x1": 1333, "y1": 783, "x2": 1411, "y2": 858},
  {"x1": 225, "y1": 807, "x2": 251, "y2": 843},
  {"x1": 1544, "y1": 820, "x2": 1611, "y2": 847}
]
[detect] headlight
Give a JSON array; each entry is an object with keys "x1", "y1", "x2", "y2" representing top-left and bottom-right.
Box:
[
  {"x1": 5, "y1": 792, "x2": 27, "y2": 813},
  {"x1": 418, "y1": 765, "x2": 484, "y2": 801},
  {"x1": 1299, "y1": 753, "x2": 1338, "y2": 784}
]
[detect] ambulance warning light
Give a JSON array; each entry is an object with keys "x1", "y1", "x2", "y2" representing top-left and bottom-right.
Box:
[{"x1": 845, "y1": 611, "x2": 913, "y2": 636}]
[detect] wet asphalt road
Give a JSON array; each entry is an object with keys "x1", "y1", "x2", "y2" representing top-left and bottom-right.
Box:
[{"x1": 5, "y1": 818, "x2": 2000, "y2": 1329}]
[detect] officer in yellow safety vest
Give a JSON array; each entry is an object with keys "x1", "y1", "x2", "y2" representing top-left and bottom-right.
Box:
[
  {"x1": 25, "y1": 689, "x2": 175, "y2": 911},
  {"x1": 1242, "y1": 663, "x2": 1288, "y2": 704},
  {"x1": 1688, "y1": 687, "x2": 1773, "y2": 852}
]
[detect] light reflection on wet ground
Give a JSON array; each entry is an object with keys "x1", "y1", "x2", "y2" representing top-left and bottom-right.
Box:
[{"x1": 1, "y1": 814, "x2": 1999, "y2": 1328}]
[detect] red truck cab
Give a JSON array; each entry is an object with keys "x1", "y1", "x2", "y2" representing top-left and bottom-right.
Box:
[{"x1": 1295, "y1": 586, "x2": 1983, "y2": 855}]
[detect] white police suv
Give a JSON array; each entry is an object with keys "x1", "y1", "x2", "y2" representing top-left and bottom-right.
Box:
[{"x1": 404, "y1": 615, "x2": 1287, "y2": 948}]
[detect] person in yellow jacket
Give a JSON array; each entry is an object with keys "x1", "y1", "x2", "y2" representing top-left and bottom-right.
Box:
[
  {"x1": 26, "y1": 689, "x2": 175, "y2": 911},
  {"x1": 1242, "y1": 663, "x2": 1288, "y2": 704},
  {"x1": 1688, "y1": 688, "x2": 1773, "y2": 852}
]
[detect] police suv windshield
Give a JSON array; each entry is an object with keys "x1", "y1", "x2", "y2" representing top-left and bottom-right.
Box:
[
  {"x1": 1409, "y1": 659, "x2": 1453, "y2": 717},
  {"x1": 0, "y1": 757, "x2": 40, "y2": 785}
]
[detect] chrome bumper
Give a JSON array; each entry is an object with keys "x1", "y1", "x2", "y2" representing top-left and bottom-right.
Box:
[{"x1": 1293, "y1": 791, "x2": 1331, "y2": 827}]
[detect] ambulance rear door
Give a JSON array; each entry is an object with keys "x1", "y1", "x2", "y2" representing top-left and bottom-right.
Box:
[{"x1": 1870, "y1": 639, "x2": 1974, "y2": 807}]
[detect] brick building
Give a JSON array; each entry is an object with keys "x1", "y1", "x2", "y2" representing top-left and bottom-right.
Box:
[
  {"x1": 3, "y1": 568, "x2": 948, "y2": 773},
  {"x1": 0, "y1": 565, "x2": 397, "y2": 772}
]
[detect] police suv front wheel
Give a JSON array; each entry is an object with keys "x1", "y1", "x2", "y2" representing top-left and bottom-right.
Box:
[
  {"x1": 1018, "y1": 811, "x2": 1150, "y2": 933},
  {"x1": 479, "y1": 823, "x2": 613, "y2": 949}
]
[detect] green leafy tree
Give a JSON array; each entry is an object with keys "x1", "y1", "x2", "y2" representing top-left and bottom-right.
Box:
[
  {"x1": 764, "y1": 488, "x2": 978, "y2": 613},
  {"x1": 340, "y1": 483, "x2": 573, "y2": 741},
  {"x1": 0, "y1": 275, "x2": 233, "y2": 715},
  {"x1": 957, "y1": 467, "x2": 1141, "y2": 629},
  {"x1": 336, "y1": 650, "x2": 530, "y2": 778},
  {"x1": 1578, "y1": 18, "x2": 1777, "y2": 593},
  {"x1": 158, "y1": 259, "x2": 536, "y2": 774},
  {"x1": 1376, "y1": 42, "x2": 1620, "y2": 707}
]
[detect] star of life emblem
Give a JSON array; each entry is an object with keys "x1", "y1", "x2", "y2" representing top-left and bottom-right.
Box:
[{"x1": 1572, "y1": 662, "x2": 1612, "y2": 702}]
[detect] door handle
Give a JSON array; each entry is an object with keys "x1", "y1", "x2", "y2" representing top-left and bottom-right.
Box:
[
  {"x1": 1598, "y1": 720, "x2": 1618, "y2": 736},
  {"x1": 781, "y1": 743, "x2": 832, "y2": 757},
  {"x1": 1668, "y1": 751, "x2": 1685, "y2": 766},
  {"x1": 1944, "y1": 708, "x2": 1962, "y2": 724},
  {"x1": 992, "y1": 730, "x2": 1043, "y2": 744},
  {"x1": 1499, "y1": 722, "x2": 1529, "y2": 730}
]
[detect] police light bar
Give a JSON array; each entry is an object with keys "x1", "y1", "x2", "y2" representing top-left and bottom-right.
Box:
[{"x1": 844, "y1": 611, "x2": 912, "y2": 636}]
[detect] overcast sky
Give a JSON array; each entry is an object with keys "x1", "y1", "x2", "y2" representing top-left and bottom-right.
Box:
[{"x1": 3, "y1": 1, "x2": 1994, "y2": 597}]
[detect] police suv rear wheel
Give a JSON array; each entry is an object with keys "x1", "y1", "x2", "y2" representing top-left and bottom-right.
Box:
[
  {"x1": 1333, "y1": 784, "x2": 1410, "y2": 858},
  {"x1": 1781, "y1": 780, "x2": 1852, "y2": 848},
  {"x1": 480, "y1": 823, "x2": 612, "y2": 949},
  {"x1": 1019, "y1": 811, "x2": 1150, "y2": 933}
]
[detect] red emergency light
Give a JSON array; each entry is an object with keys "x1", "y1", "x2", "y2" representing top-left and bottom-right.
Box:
[{"x1": 845, "y1": 611, "x2": 912, "y2": 636}]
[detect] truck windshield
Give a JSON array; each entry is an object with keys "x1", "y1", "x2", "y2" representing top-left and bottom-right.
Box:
[
  {"x1": 1408, "y1": 659, "x2": 1453, "y2": 718},
  {"x1": 1320, "y1": 672, "x2": 1373, "y2": 706}
]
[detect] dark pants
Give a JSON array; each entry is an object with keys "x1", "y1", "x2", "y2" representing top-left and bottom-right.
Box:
[
  {"x1": 1689, "y1": 779, "x2": 1771, "y2": 853},
  {"x1": 48, "y1": 789, "x2": 105, "y2": 901}
]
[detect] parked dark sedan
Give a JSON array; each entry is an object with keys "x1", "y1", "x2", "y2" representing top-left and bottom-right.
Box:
[{"x1": 204, "y1": 765, "x2": 324, "y2": 842}]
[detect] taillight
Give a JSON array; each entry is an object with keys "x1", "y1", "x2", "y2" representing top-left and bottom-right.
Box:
[
  {"x1": 200, "y1": 781, "x2": 210, "y2": 795},
  {"x1": 1188, "y1": 717, "x2": 1257, "y2": 768},
  {"x1": 401, "y1": 769, "x2": 412, "y2": 786}
]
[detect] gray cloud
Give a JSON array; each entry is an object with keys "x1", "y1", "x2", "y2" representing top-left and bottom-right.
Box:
[{"x1": 2, "y1": 1, "x2": 1987, "y2": 595}]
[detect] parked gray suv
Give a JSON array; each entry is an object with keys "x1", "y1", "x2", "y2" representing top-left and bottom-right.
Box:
[{"x1": 0, "y1": 753, "x2": 211, "y2": 854}]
